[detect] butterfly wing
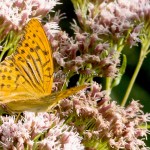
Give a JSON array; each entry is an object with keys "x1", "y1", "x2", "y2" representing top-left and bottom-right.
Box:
[
  {"x1": 3, "y1": 85, "x2": 86, "y2": 112},
  {"x1": 0, "y1": 19, "x2": 53, "y2": 103},
  {"x1": 45, "y1": 85, "x2": 87, "y2": 111},
  {"x1": 0, "y1": 19, "x2": 86, "y2": 113}
]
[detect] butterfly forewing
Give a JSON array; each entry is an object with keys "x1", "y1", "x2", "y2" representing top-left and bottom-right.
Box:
[
  {"x1": 23, "y1": 20, "x2": 54, "y2": 93},
  {"x1": 0, "y1": 58, "x2": 37, "y2": 101},
  {"x1": 0, "y1": 19, "x2": 53, "y2": 103}
]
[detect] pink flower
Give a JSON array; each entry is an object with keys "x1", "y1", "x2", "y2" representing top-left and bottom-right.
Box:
[
  {"x1": 0, "y1": 112, "x2": 84, "y2": 150},
  {"x1": 72, "y1": 0, "x2": 150, "y2": 47},
  {"x1": 0, "y1": 0, "x2": 60, "y2": 38},
  {"x1": 56, "y1": 82, "x2": 150, "y2": 149},
  {"x1": 52, "y1": 30, "x2": 120, "y2": 79}
]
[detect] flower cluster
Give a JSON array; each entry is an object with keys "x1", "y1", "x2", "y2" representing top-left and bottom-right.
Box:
[
  {"x1": 56, "y1": 83, "x2": 150, "y2": 150},
  {"x1": 49, "y1": 0, "x2": 149, "y2": 86},
  {"x1": 72, "y1": 0, "x2": 150, "y2": 48},
  {"x1": 50, "y1": 28, "x2": 120, "y2": 87},
  {"x1": 0, "y1": 112, "x2": 84, "y2": 150},
  {"x1": 0, "y1": 0, "x2": 60, "y2": 37}
]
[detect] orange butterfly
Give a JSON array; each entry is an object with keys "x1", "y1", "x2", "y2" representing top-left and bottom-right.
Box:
[{"x1": 0, "y1": 19, "x2": 86, "y2": 112}]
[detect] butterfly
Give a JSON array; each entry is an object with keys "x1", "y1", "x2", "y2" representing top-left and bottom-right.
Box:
[{"x1": 0, "y1": 19, "x2": 86, "y2": 112}]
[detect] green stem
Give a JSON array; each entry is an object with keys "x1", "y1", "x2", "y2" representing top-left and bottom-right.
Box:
[
  {"x1": 0, "y1": 31, "x2": 20, "y2": 61},
  {"x1": 121, "y1": 47, "x2": 147, "y2": 106},
  {"x1": 78, "y1": 74, "x2": 86, "y2": 85},
  {"x1": 105, "y1": 77, "x2": 112, "y2": 95}
]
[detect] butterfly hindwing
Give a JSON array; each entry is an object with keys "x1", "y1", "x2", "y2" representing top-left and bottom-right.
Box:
[
  {"x1": 3, "y1": 85, "x2": 86, "y2": 112},
  {"x1": 46, "y1": 85, "x2": 87, "y2": 110}
]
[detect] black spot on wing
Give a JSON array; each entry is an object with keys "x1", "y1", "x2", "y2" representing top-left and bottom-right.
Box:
[{"x1": 43, "y1": 59, "x2": 50, "y2": 68}]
